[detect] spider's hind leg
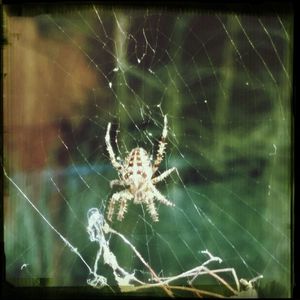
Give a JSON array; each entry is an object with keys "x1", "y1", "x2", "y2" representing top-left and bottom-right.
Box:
[
  {"x1": 117, "y1": 191, "x2": 133, "y2": 221},
  {"x1": 151, "y1": 185, "x2": 175, "y2": 207},
  {"x1": 146, "y1": 199, "x2": 159, "y2": 222},
  {"x1": 107, "y1": 190, "x2": 133, "y2": 222},
  {"x1": 107, "y1": 196, "x2": 117, "y2": 222}
]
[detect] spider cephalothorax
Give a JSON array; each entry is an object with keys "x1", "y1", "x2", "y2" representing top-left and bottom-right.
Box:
[{"x1": 105, "y1": 115, "x2": 176, "y2": 222}]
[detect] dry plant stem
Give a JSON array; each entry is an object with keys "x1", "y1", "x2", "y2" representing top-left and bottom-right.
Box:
[
  {"x1": 201, "y1": 254, "x2": 239, "y2": 292},
  {"x1": 105, "y1": 224, "x2": 174, "y2": 298},
  {"x1": 209, "y1": 267, "x2": 240, "y2": 293},
  {"x1": 101, "y1": 217, "x2": 240, "y2": 297},
  {"x1": 158, "y1": 258, "x2": 239, "y2": 295},
  {"x1": 161, "y1": 285, "x2": 225, "y2": 298},
  {"x1": 132, "y1": 264, "x2": 238, "y2": 296},
  {"x1": 190, "y1": 266, "x2": 239, "y2": 295},
  {"x1": 132, "y1": 284, "x2": 226, "y2": 298},
  {"x1": 105, "y1": 222, "x2": 239, "y2": 297}
]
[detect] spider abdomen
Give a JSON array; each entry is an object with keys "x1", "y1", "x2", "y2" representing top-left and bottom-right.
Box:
[{"x1": 123, "y1": 147, "x2": 152, "y2": 190}]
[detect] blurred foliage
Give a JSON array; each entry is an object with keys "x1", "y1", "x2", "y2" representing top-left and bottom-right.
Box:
[{"x1": 4, "y1": 5, "x2": 292, "y2": 298}]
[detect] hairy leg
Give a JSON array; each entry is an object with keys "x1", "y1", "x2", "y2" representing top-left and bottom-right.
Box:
[
  {"x1": 107, "y1": 190, "x2": 133, "y2": 222},
  {"x1": 117, "y1": 198, "x2": 129, "y2": 221},
  {"x1": 146, "y1": 198, "x2": 159, "y2": 222},
  {"x1": 151, "y1": 185, "x2": 175, "y2": 207},
  {"x1": 152, "y1": 167, "x2": 177, "y2": 184},
  {"x1": 153, "y1": 115, "x2": 168, "y2": 173},
  {"x1": 105, "y1": 122, "x2": 123, "y2": 171}
]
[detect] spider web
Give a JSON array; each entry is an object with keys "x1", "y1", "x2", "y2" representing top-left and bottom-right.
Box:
[{"x1": 3, "y1": 3, "x2": 293, "y2": 297}]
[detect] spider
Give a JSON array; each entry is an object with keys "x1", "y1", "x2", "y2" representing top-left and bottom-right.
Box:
[{"x1": 105, "y1": 115, "x2": 176, "y2": 222}]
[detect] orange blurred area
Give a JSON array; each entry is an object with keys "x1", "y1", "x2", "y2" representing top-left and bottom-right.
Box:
[{"x1": 4, "y1": 16, "x2": 98, "y2": 172}]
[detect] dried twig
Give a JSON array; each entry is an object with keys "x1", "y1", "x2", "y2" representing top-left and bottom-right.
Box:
[{"x1": 86, "y1": 208, "x2": 262, "y2": 297}]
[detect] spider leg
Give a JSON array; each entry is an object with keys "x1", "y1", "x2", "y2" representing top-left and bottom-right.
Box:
[
  {"x1": 151, "y1": 184, "x2": 175, "y2": 207},
  {"x1": 107, "y1": 195, "x2": 117, "y2": 222},
  {"x1": 105, "y1": 122, "x2": 123, "y2": 171},
  {"x1": 153, "y1": 115, "x2": 168, "y2": 173},
  {"x1": 146, "y1": 198, "x2": 159, "y2": 222},
  {"x1": 152, "y1": 167, "x2": 177, "y2": 184},
  {"x1": 117, "y1": 199, "x2": 128, "y2": 221},
  {"x1": 107, "y1": 190, "x2": 133, "y2": 222}
]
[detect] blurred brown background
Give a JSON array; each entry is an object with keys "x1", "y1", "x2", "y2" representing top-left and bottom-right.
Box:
[{"x1": 4, "y1": 17, "x2": 97, "y2": 172}]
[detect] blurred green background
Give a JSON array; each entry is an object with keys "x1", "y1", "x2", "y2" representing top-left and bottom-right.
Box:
[{"x1": 4, "y1": 5, "x2": 292, "y2": 298}]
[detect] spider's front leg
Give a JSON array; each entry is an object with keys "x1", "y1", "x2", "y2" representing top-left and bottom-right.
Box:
[
  {"x1": 107, "y1": 190, "x2": 133, "y2": 222},
  {"x1": 105, "y1": 122, "x2": 123, "y2": 172},
  {"x1": 153, "y1": 115, "x2": 168, "y2": 173}
]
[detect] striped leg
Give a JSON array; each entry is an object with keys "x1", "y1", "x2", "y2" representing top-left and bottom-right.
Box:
[
  {"x1": 152, "y1": 167, "x2": 176, "y2": 184},
  {"x1": 151, "y1": 185, "x2": 175, "y2": 207},
  {"x1": 105, "y1": 122, "x2": 123, "y2": 172},
  {"x1": 153, "y1": 115, "x2": 168, "y2": 173},
  {"x1": 146, "y1": 199, "x2": 159, "y2": 222},
  {"x1": 107, "y1": 190, "x2": 132, "y2": 222}
]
